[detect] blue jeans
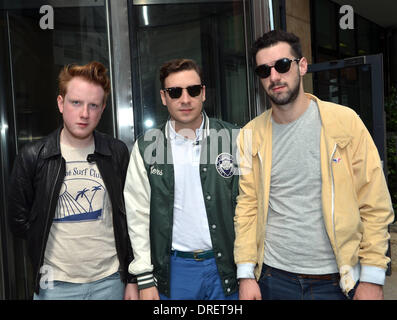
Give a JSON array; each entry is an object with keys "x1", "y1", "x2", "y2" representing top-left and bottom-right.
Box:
[
  {"x1": 159, "y1": 254, "x2": 238, "y2": 300},
  {"x1": 258, "y1": 264, "x2": 352, "y2": 300},
  {"x1": 33, "y1": 272, "x2": 125, "y2": 300}
]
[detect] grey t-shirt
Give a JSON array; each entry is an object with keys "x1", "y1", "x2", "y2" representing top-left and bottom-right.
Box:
[{"x1": 264, "y1": 99, "x2": 338, "y2": 274}]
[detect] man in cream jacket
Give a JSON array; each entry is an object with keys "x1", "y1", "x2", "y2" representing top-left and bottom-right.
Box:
[{"x1": 234, "y1": 30, "x2": 394, "y2": 300}]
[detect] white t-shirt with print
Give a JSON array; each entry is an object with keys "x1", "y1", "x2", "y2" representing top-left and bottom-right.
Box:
[{"x1": 43, "y1": 142, "x2": 119, "y2": 283}]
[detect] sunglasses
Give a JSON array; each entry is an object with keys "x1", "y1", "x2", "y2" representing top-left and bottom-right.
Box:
[
  {"x1": 255, "y1": 58, "x2": 301, "y2": 79},
  {"x1": 163, "y1": 85, "x2": 203, "y2": 99}
]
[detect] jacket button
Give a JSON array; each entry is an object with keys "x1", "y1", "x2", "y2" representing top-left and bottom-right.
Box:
[
  {"x1": 202, "y1": 167, "x2": 207, "y2": 172},
  {"x1": 227, "y1": 288, "x2": 231, "y2": 293},
  {"x1": 217, "y1": 252, "x2": 222, "y2": 257},
  {"x1": 212, "y1": 224, "x2": 216, "y2": 229},
  {"x1": 206, "y1": 195, "x2": 211, "y2": 200},
  {"x1": 224, "y1": 279, "x2": 229, "y2": 284}
]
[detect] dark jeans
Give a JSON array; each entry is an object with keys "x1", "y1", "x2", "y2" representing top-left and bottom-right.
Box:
[{"x1": 258, "y1": 264, "x2": 356, "y2": 300}]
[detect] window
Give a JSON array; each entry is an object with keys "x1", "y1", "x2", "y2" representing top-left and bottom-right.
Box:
[{"x1": 129, "y1": 1, "x2": 251, "y2": 135}]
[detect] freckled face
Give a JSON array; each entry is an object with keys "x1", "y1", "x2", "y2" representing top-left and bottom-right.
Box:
[{"x1": 57, "y1": 77, "x2": 106, "y2": 146}]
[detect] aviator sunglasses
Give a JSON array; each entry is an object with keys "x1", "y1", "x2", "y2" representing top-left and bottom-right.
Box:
[
  {"x1": 163, "y1": 84, "x2": 203, "y2": 99},
  {"x1": 255, "y1": 57, "x2": 301, "y2": 79}
]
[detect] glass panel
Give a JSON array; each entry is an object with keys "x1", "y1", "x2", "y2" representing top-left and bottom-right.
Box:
[
  {"x1": 339, "y1": 28, "x2": 356, "y2": 57},
  {"x1": 312, "y1": 65, "x2": 373, "y2": 134},
  {"x1": 4, "y1": 4, "x2": 111, "y2": 299},
  {"x1": 0, "y1": 142, "x2": 4, "y2": 299},
  {"x1": 271, "y1": 0, "x2": 284, "y2": 30},
  {"x1": 370, "y1": 25, "x2": 383, "y2": 55},
  {"x1": 357, "y1": 16, "x2": 371, "y2": 56},
  {"x1": 314, "y1": 0, "x2": 337, "y2": 51},
  {"x1": 130, "y1": 1, "x2": 250, "y2": 135},
  {"x1": 8, "y1": 5, "x2": 112, "y2": 150}
]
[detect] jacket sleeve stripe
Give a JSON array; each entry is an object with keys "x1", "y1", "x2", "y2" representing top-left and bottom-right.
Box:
[{"x1": 124, "y1": 140, "x2": 154, "y2": 282}]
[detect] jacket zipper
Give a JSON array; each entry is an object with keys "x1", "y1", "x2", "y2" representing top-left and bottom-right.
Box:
[
  {"x1": 329, "y1": 144, "x2": 339, "y2": 259},
  {"x1": 35, "y1": 157, "x2": 63, "y2": 291}
]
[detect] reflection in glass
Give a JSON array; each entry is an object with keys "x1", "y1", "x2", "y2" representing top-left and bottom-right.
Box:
[
  {"x1": 8, "y1": 6, "x2": 112, "y2": 149},
  {"x1": 314, "y1": 0, "x2": 337, "y2": 51},
  {"x1": 312, "y1": 65, "x2": 373, "y2": 134},
  {"x1": 3, "y1": 4, "x2": 111, "y2": 299},
  {"x1": 130, "y1": 2, "x2": 250, "y2": 135}
]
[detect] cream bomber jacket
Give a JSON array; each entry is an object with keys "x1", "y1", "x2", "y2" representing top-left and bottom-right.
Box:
[{"x1": 234, "y1": 93, "x2": 394, "y2": 295}]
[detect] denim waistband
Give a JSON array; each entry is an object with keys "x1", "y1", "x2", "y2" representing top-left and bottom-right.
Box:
[
  {"x1": 264, "y1": 264, "x2": 340, "y2": 281},
  {"x1": 171, "y1": 249, "x2": 214, "y2": 261}
]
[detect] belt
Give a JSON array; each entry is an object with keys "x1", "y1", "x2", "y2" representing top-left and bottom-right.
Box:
[
  {"x1": 264, "y1": 264, "x2": 339, "y2": 281},
  {"x1": 297, "y1": 273, "x2": 339, "y2": 281},
  {"x1": 171, "y1": 249, "x2": 214, "y2": 261}
]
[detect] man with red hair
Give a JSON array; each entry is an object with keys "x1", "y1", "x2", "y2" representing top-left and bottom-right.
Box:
[{"x1": 8, "y1": 61, "x2": 138, "y2": 300}]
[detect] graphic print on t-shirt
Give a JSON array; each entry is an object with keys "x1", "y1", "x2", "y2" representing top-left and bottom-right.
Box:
[{"x1": 54, "y1": 161, "x2": 106, "y2": 223}]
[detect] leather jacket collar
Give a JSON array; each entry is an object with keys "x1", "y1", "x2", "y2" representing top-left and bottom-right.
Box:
[{"x1": 40, "y1": 127, "x2": 112, "y2": 159}]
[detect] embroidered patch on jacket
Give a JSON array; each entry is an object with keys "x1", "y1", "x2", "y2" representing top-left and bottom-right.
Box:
[
  {"x1": 215, "y1": 153, "x2": 235, "y2": 178},
  {"x1": 150, "y1": 166, "x2": 163, "y2": 176},
  {"x1": 332, "y1": 157, "x2": 341, "y2": 164}
]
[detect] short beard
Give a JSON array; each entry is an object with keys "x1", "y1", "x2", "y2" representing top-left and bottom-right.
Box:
[{"x1": 267, "y1": 76, "x2": 301, "y2": 106}]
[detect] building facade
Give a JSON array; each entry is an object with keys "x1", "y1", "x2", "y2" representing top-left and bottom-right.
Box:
[{"x1": 0, "y1": 0, "x2": 395, "y2": 299}]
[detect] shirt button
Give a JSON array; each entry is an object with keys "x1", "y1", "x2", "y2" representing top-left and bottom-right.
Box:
[
  {"x1": 202, "y1": 167, "x2": 207, "y2": 172},
  {"x1": 212, "y1": 224, "x2": 216, "y2": 229},
  {"x1": 206, "y1": 195, "x2": 211, "y2": 200}
]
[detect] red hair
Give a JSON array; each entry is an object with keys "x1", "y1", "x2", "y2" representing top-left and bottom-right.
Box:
[{"x1": 58, "y1": 61, "x2": 111, "y2": 103}]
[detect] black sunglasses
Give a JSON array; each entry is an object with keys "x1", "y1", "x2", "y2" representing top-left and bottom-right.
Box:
[
  {"x1": 255, "y1": 58, "x2": 301, "y2": 79},
  {"x1": 163, "y1": 84, "x2": 203, "y2": 99}
]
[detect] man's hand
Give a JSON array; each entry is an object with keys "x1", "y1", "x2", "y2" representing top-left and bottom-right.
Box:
[
  {"x1": 239, "y1": 278, "x2": 262, "y2": 300},
  {"x1": 139, "y1": 286, "x2": 160, "y2": 300},
  {"x1": 353, "y1": 282, "x2": 384, "y2": 300},
  {"x1": 124, "y1": 283, "x2": 139, "y2": 300}
]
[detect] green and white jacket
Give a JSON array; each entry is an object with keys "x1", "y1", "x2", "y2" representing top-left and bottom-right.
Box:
[{"x1": 124, "y1": 113, "x2": 239, "y2": 297}]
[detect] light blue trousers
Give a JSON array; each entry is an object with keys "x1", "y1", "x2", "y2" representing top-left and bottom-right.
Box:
[{"x1": 33, "y1": 272, "x2": 125, "y2": 300}]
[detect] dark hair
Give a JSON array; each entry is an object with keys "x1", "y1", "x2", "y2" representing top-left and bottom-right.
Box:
[
  {"x1": 252, "y1": 30, "x2": 302, "y2": 60},
  {"x1": 58, "y1": 61, "x2": 110, "y2": 104},
  {"x1": 159, "y1": 58, "x2": 203, "y2": 88}
]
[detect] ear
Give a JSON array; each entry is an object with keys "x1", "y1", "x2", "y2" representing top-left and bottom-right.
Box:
[
  {"x1": 160, "y1": 89, "x2": 167, "y2": 106},
  {"x1": 298, "y1": 57, "x2": 308, "y2": 77},
  {"x1": 201, "y1": 85, "x2": 206, "y2": 102},
  {"x1": 57, "y1": 95, "x2": 64, "y2": 114}
]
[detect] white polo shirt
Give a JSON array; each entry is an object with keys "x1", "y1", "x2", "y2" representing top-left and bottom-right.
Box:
[{"x1": 168, "y1": 118, "x2": 213, "y2": 252}]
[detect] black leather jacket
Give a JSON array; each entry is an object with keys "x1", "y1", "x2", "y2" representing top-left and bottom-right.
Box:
[{"x1": 8, "y1": 127, "x2": 136, "y2": 294}]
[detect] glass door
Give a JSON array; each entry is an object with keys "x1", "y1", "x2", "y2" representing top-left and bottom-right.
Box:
[
  {"x1": 128, "y1": 0, "x2": 254, "y2": 136},
  {"x1": 0, "y1": 0, "x2": 113, "y2": 299},
  {"x1": 308, "y1": 54, "x2": 386, "y2": 165}
]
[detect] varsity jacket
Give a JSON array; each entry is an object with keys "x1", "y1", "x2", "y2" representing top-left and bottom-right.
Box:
[
  {"x1": 234, "y1": 93, "x2": 394, "y2": 296},
  {"x1": 124, "y1": 113, "x2": 239, "y2": 297}
]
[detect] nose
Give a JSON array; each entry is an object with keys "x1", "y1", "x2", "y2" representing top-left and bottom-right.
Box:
[
  {"x1": 269, "y1": 66, "x2": 281, "y2": 82},
  {"x1": 81, "y1": 104, "x2": 89, "y2": 118},
  {"x1": 179, "y1": 88, "x2": 191, "y2": 103}
]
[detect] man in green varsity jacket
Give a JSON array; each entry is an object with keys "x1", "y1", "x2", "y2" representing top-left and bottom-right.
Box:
[{"x1": 124, "y1": 58, "x2": 239, "y2": 300}]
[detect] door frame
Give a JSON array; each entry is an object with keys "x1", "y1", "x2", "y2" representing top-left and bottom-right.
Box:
[{"x1": 308, "y1": 54, "x2": 387, "y2": 166}]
